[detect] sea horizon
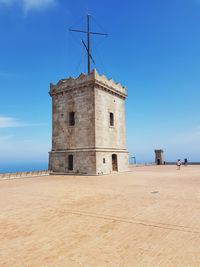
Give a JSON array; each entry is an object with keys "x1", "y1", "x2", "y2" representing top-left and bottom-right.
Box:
[
  {"x1": 0, "y1": 162, "x2": 48, "y2": 174},
  {"x1": 1, "y1": 159, "x2": 200, "y2": 174}
]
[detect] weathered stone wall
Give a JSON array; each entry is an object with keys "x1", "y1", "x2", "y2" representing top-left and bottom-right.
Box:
[
  {"x1": 154, "y1": 149, "x2": 164, "y2": 165},
  {"x1": 117, "y1": 152, "x2": 129, "y2": 172},
  {"x1": 49, "y1": 70, "x2": 129, "y2": 175},
  {"x1": 93, "y1": 80, "x2": 128, "y2": 175},
  {"x1": 96, "y1": 151, "x2": 129, "y2": 175},
  {"x1": 95, "y1": 87, "x2": 126, "y2": 149},
  {"x1": 49, "y1": 151, "x2": 96, "y2": 174},
  {"x1": 52, "y1": 87, "x2": 95, "y2": 150},
  {"x1": 49, "y1": 152, "x2": 66, "y2": 172}
]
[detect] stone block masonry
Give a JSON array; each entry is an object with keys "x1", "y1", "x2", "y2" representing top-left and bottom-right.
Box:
[
  {"x1": 49, "y1": 69, "x2": 129, "y2": 175},
  {"x1": 155, "y1": 149, "x2": 164, "y2": 165}
]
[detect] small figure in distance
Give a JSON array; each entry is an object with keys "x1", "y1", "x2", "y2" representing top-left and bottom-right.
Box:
[
  {"x1": 176, "y1": 159, "x2": 182, "y2": 170},
  {"x1": 184, "y1": 158, "x2": 188, "y2": 166}
]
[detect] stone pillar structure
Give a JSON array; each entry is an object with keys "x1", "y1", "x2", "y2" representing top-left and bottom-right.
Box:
[
  {"x1": 154, "y1": 149, "x2": 164, "y2": 165},
  {"x1": 49, "y1": 69, "x2": 129, "y2": 175}
]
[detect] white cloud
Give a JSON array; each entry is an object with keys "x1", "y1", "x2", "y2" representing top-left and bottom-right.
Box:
[
  {"x1": 0, "y1": 116, "x2": 47, "y2": 128},
  {"x1": 0, "y1": 116, "x2": 25, "y2": 128},
  {"x1": 23, "y1": 0, "x2": 56, "y2": 13},
  {"x1": 0, "y1": 0, "x2": 57, "y2": 13}
]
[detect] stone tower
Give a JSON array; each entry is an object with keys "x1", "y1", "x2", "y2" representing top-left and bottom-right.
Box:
[
  {"x1": 49, "y1": 69, "x2": 129, "y2": 175},
  {"x1": 154, "y1": 149, "x2": 164, "y2": 165}
]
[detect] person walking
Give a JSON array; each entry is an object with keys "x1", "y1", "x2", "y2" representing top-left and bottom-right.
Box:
[{"x1": 176, "y1": 159, "x2": 182, "y2": 170}]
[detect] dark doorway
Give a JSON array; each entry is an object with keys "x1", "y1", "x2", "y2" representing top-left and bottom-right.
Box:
[
  {"x1": 68, "y1": 155, "x2": 73, "y2": 171},
  {"x1": 157, "y1": 159, "x2": 160, "y2": 165},
  {"x1": 112, "y1": 154, "x2": 118, "y2": 171}
]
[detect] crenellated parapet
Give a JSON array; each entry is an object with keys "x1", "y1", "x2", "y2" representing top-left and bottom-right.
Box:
[{"x1": 49, "y1": 69, "x2": 127, "y2": 99}]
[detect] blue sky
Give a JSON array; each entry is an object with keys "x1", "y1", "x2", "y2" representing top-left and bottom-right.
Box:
[{"x1": 0, "y1": 0, "x2": 200, "y2": 168}]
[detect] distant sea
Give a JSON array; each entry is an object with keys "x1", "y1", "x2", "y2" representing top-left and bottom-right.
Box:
[{"x1": 0, "y1": 162, "x2": 48, "y2": 174}]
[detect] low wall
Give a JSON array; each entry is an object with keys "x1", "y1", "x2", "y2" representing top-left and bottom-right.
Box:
[
  {"x1": 0, "y1": 170, "x2": 49, "y2": 180},
  {"x1": 165, "y1": 162, "x2": 200, "y2": 165}
]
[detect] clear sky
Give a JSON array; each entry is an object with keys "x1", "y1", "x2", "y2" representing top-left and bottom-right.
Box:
[{"x1": 0, "y1": 0, "x2": 200, "y2": 168}]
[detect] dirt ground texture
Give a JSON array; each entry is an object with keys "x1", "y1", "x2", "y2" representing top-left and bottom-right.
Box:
[{"x1": 1, "y1": 165, "x2": 200, "y2": 267}]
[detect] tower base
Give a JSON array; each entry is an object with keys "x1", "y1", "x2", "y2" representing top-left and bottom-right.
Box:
[{"x1": 49, "y1": 149, "x2": 129, "y2": 175}]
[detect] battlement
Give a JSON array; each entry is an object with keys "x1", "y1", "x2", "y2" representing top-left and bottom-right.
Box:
[{"x1": 50, "y1": 69, "x2": 127, "y2": 98}]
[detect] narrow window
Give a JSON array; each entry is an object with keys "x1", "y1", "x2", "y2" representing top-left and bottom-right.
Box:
[
  {"x1": 68, "y1": 155, "x2": 73, "y2": 171},
  {"x1": 103, "y1": 158, "x2": 106, "y2": 164},
  {"x1": 69, "y1": 112, "x2": 75, "y2": 126},
  {"x1": 110, "y1": 112, "x2": 114, "y2": 126}
]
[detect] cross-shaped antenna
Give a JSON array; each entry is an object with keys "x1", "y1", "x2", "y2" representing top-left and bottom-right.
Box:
[{"x1": 69, "y1": 15, "x2": 108, "y2": 74}]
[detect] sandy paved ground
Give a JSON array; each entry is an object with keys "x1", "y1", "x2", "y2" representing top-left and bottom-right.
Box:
[{"x1": 1, "y1": 165, "x2": 200, "y2": 267}]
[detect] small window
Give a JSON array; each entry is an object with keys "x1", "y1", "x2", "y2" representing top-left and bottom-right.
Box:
[
  {"x1": 68, "y1": 155, "x2": 73, "y2": 171},
  {"x1": 69, "y1": 112, "x2": 75, "y2": 126},
  {"x1": 110, "y1": 112, "x2": 114, "y2": 126},
  {"x1": 103, "y1": 158, "x2": 106, "y2": 164}
]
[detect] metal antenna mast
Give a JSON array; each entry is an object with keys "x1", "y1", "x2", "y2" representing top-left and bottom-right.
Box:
[{"x1": 69, "y1": 15, "x2": 107, "y2": 74}]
